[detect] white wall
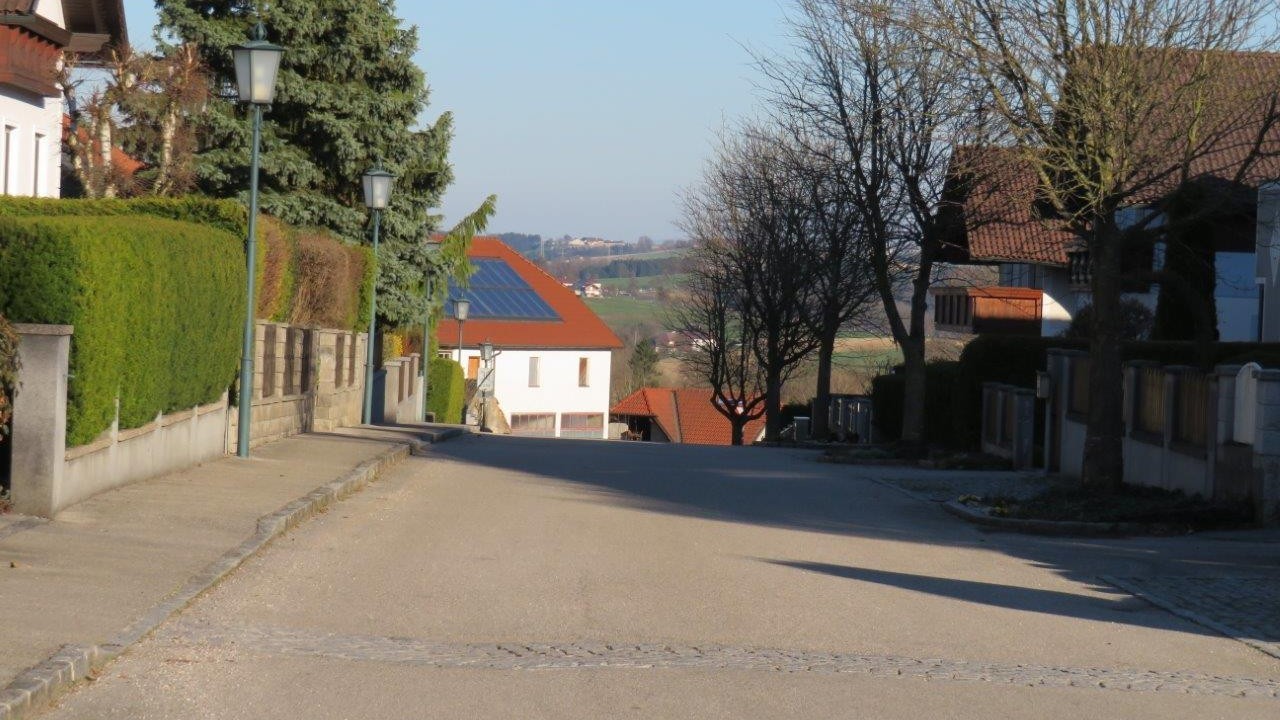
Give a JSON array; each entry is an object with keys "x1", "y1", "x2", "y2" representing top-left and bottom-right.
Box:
[
  {"x1": 0, "y1": 1, "x2": 65, "y2": 198},
  {"x1": 452, "y1": 348, "x2": 613, "y2": 438},
  {"x1": 1039, "y1": 269, "x2": 1075, "y2": 337}
]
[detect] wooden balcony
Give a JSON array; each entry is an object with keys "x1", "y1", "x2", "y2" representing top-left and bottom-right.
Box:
[{"x1": 932, "y1": 286, "x2": 1044, "y2": 336}]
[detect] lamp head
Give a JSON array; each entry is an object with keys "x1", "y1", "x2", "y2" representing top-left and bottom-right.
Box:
[{"x1": 232, "y1": 23, "x2": 284, "y2": 105}]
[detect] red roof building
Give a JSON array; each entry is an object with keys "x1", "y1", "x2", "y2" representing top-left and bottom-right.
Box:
[
  {"x1": 611, "y1": 388, "x2": 766, "y2": 446},
  {"x1": 435, "y1": 237, "x2": 621, "y2": 439}
]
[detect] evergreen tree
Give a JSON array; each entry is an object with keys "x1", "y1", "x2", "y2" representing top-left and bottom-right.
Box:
[
  {"x1": 628, "y1": 338, "x2": 659, "y2": 390},
  {"x1": 156, "y1": 0, "x2": 493, "y2": 326}
]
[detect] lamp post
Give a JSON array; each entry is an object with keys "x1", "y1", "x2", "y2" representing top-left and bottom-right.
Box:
[
  {"x1": 452, "y1": 299, "x2": 470, "y2": 367},
  {"x1": 479, "y1": 340, "x2": 494, "y2": 430},
  {"x1": 232, "y1": 22, "x2": 283, "y2": 458},
  {"x1": 361, "y1": 166, "x2": 395, "y2": 425}
]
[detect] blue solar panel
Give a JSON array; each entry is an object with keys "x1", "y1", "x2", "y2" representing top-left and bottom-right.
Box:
[{"x1": 446, "y1": 259, "x2": 561, "y2": 320}]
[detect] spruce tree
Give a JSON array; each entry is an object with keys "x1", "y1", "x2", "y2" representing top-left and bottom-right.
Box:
[{"x1": 156, "y1": 0, "x2": 492, "y2": 326}]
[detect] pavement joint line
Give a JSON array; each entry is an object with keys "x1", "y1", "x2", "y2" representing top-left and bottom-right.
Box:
[
  {"x1": 157, "y1": 622, "x2": 1280, "y2": 700},
  {"x1": 1101, "y1": 575, "x2": 1280, "y2": 662},
  {"x1": 0, "y1": 430, "x2": 448, "y2": 720}
]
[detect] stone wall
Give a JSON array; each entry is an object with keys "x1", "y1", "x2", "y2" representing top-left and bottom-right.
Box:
[{"x1": 8, "y1": 321, "x2": 370, "y2": 517}]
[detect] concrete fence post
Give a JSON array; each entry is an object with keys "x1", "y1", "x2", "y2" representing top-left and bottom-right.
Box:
[
  {"x1": 1252, "y1": 368, "x2": 1280, "y2": 525},
  {"x1": 9, "y1": 324, "x2": 73, "y2": 517},
  {"x1": 1215, "y1": 364, "x2": 1242, "y2": 446}
]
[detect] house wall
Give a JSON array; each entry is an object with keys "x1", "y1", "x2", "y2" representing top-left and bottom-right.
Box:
[
  {"x1": 1039, "y1": 268, "x2": 1075, "y2": 336},
  {"x1": 0, "y1": 85, "x2": 62, "y2": 198},
  {"x1": 452, "y1": 348, "x2": 612, "y2": 438},
  {"x1": 1258, "y1": 183, "x2": 1280, "y2": 341}
]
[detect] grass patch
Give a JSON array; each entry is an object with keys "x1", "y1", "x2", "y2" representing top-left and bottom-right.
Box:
[{"x1": 978, "y1": 484, "x2": 1252, "y2": 530}]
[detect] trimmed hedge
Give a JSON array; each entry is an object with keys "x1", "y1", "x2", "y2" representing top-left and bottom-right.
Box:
[
  {"x1": 426, "y1": 357, "x2": 465, "y2": 424},
  {"x1": 1, "y1": 198, "x2": 373, "y2": 332},
  {"x1": 0, "y1": 214, "x2": 244, "y2": 447},
  {"x1": 870, "y1": 361, "x2": 961, "y2": 446}
]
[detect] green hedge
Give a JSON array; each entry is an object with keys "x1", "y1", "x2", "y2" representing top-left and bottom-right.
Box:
[
  {"x1": 0, "y1": 214, "x2": 243, "y2": 447},
  {"x1": 426, "y1": 357, "x2": 465, "y2": 424},
  {"x1": 870, "y1": 361, "x2": 961, "y2": 446},
  {"x1": 0, "y1": 196, "x2": 247, "y2": 236}
]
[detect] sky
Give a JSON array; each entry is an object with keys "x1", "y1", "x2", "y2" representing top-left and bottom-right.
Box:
[{"x1": 120, "y1": 0, "x2": 794, "y2": 242}]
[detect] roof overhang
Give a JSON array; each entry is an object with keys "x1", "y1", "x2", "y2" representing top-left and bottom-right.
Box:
[
  {"x1": 0, "y1": 11, "x2": 71, "y2": 45},
  {"x1": 61, "y1": 0, "x2": 127, "y2": 62}
]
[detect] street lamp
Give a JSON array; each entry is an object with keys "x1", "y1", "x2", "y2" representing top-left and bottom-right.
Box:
[
  {"x1": 479, "y1": 339, "x2": 495, "y2": 430},
  {"x1": 361, "y1": 165, "x2": 395, "y2": 425},
  {"x1": 453, "y1": 298, "x2": 470, "y2": 366},
  {"x1": 232, "y1": 22, "x2": 283, "y2": 458}
]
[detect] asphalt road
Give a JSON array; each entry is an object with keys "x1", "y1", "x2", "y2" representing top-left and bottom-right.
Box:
[{"x1": 37, "y1": 435, "x2": 1280, "y2": 719}]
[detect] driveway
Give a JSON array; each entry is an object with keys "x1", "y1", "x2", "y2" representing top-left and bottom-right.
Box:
[{"x1": 37, "y1": 436, "x2": 1280, "y2": 719}]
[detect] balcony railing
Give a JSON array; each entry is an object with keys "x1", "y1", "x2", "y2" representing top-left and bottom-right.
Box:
[{"x1": 932, "y1": 286, "x2": 1044, "y2": 336}]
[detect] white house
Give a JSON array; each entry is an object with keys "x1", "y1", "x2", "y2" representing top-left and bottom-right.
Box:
[
  {"x1": 436, "y1": 237, "x2": 622, "y2": 439},
  {"x1": 1, "y1": 0, "x2": 127, "y2": 198}
]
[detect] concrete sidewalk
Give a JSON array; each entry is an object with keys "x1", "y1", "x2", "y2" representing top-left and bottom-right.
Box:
[{"x1": 0, "y1": 424, "x2": 463, "y2": 717}]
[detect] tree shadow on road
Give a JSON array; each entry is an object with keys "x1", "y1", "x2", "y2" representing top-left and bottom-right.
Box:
[{"x1": 429, "y1": 434, "x2": 1280, "y2": 639}]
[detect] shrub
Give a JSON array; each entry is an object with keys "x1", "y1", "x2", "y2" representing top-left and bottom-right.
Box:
[
  {"x1": 290, "y1": 229, "x2": 372, "y2": 331},
  {"x1": 870, "y1": 361, "x2": 960, "y2": 446},
  {"x1": 426, "y1": 357, "x2": 465, "y2": 424},
  {"x1": 0, "y1": 214, "x2": 243, "y2": 447},
  {"x1": 0, "y1": 314, "x2": 18, "y2": 441},
  {"x1": 257, "y1": 216, "x2": 298, "y2": 322},
  {"x1": 1065, "y1": 299, "x2": 1155, "y2": 341},
  {"x1": 0, "y1": 196, "x2": 247, "y2": 236}
]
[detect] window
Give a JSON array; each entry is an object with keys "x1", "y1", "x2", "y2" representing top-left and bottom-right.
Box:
[
  {"x1": 578, "y1": 357, "x2": 589, "y2": 387},
  {"x1": 31, "y1": 133, "x2": 43, "y2": 197},
  {"x1": 510, "y1": 413, "x2": 556, "y2": 437},
  {"x1": 2, "y1": 125, "x2": 13, "y2": 196},
  {"x1": 528, "y1": 356, "x2": 541, "y2": 387},
  {"x1": 560, "y1": 413, "x2": 604, "y2": 439}
]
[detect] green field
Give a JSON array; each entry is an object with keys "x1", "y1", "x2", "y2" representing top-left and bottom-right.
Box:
[
  {"x1": 597, "y1": 273, "x2": 690, "y2": 291},
  {"x1": 584, "y1": 296, "x2": 671, "y2": 336}
]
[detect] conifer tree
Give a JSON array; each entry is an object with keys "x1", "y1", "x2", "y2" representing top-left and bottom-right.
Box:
[{"x1": 156, "y1": 0, "x2": 493, "y2": 326}]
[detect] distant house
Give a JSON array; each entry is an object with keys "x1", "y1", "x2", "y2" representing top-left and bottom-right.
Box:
[
  {"x1": 436, "y1": 237, "x2": 623, "y2": 438},
  {"x1": 611, "y1": 387, "x2": 765, "y2": 446},
  {"x1": 582, "y1": 282, "x2": 603, "y2": 298},
  {"x1": 1, "y1": 0, "x2": 127, "y2": 197},
  {"x1": 934, "y1": 51, "x2": 1280, "y2": 342}
]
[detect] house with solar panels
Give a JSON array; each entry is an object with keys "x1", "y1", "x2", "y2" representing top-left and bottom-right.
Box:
[{"x1": 436, "y1": 237, "x2": 623, "y2": 439}]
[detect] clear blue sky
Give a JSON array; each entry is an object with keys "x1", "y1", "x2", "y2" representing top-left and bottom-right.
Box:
[{"x1": 121, "y1": 1, "x2": 792, "y2": 242}]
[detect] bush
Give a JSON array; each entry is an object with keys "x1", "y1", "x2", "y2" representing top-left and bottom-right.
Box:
[
  {"x1": 0, "y1": 198, "x2": 373, "y2": 333},
  {"x1": 0, "y1": 314, "x2": 18, "y2": 441},
  {"x1": 1065, "y1": 299, "x2": 1155, "y2": 341},
  {"x1": 870, "y1": 361, "x2": 960, "y2": 446},
  {"x1": 427, "y1": 357, "x2": 465, "y2": 424},
  {"x1": 290, "y1": 229, "x2": 372, "y2": 331},
  {"x1": 0, "y1": 214, "x2": 244, "y2": 447}
]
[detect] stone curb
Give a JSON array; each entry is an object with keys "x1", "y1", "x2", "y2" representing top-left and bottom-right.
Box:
[
  {"x1": 0, "y1": 434, "x2": 433, "y2": 720},
  {"x1": 943, "y1": 500, "x2": 1150, "y2": 537},
  {"x1": 1099, "y1": 576, "x2": 1280, "y2": 661}
]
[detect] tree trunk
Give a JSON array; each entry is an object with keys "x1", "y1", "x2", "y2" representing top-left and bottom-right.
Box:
[
  {"x1": 731, "y1": 418, "x2": 745, "y2": 446},
  {"x1": 899, "y1": 337, "x2": 927, "y2": 447},
  {"x1": 1082, "y1": 224, "x2": 1125, "y2": 492},
  {"x1": 811, "y1": 327, "x2": 837, "y2": 441},
  {"x1": 764, "y1": 368, "x2": 783, "y2": 441}
]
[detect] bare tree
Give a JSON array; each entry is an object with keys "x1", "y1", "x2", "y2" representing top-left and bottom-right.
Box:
[
  {"x1": 932, "y1": 0, "x2": 1280, "y2": 489},
  {"x1": 762, "y1": 0, "x2": 977, "y2": 447},
  {"x1": 782, "y1": 135, "x2": 879, "y2": 440},
  {"x1": 679, "y1": 127, "x2": 822, "y2": 440},
  {"x1": 672, "y1": 245, "x2": 768, "y2": 446}
]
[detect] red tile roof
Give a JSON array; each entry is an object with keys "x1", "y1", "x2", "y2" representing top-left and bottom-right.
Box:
[
  {"x1": 947, "y1": 49, "x2": 1280, "y2": 266},
  {"x1": 611, "y1": 387, "x2": 766, "y2": 446},
  {"x1": 947, "y1": 146, "x2": 1077, "y2": 266},
  {"x1": 436, "y1": 237, "x2": 623, "y2": 350}
]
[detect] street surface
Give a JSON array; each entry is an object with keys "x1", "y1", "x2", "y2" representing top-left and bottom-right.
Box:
[{"x1": 38, "y1": 435, "x2": 1280, "y2": 719}]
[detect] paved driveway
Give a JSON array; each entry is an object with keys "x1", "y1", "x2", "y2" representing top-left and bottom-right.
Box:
[{"x1": 38, "y1": 436, "x2": 1280, "y2": 719}]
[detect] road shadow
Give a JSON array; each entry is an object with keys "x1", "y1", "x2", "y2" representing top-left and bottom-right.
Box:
[
  {"x1": 760, "y1": 559, "x2": 1195, "y2": 633},
  {"x1": 428, "y1": 434, "x2": 1280, "y2": 639}
]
